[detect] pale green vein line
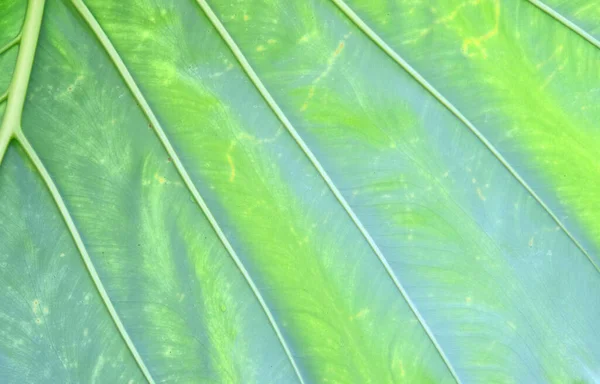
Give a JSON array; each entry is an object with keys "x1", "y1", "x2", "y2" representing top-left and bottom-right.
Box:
[
  {"x1": 71, "y1": 1, "x2": 305, "y2": 382},
  {"x1": 15, "y1": 131, "x2": 155, "y2": 384},
  {"x1": 330, "y1": 0, "x2": 600, "y2": 275},
  {"x1": 4, "y1": 1, "x2": 154, "y2": 382},
  {"x1": 0, "y1": 0, "x2": 42, "y2": 164},
  {"x1": 0, "y1": 33, "x2": 21, "y2": 56},
  {"x1": 527, "y1": 0, "x2": 600, "y2": 50},
  {"x1": 195, "y1": 1, "x2": 461, "y2": 382},
  {"x1": 0, "y1": 91, "x2": 7, "y2": 104}
]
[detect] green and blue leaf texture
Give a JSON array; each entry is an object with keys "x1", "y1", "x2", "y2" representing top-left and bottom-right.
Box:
[{"x1": 0, "y1": 0, "x2": 599, "y2": 382}]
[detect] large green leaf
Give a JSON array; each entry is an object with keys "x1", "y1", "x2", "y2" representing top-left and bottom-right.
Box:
[{"x1": 0, "y1": 0, "x2": 598, "y2": 383}]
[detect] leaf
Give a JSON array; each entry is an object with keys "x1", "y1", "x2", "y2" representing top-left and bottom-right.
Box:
[
  {"x1": 0, "y1": 0, "x2": 599, "y2": 383},
  {"x1": 337, "y1": 0, "x2": 600, "y2": 262}
]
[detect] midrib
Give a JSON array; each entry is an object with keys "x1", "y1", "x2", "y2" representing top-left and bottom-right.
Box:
[
  {"x1": 0, "y1": 0, "x2": 44, "y2": 164},
  {"x1": 0, "y1": 0, "x2": 156, "y2": 383}
]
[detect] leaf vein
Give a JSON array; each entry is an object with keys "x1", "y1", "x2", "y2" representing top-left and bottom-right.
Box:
[
  {"x1": 72, "y1": 1, "x2": 304, "y2": 382},
  {"x1": 527, "y1": 0, "x2": 600, "y2": 50},
  {"x1": 195, "y1": 0, "x2": 461, "y2": 382},
  {"x1": 330, "y1": 0, "x2": 600, "y2": 276},
  {"x1": 16, "y1": 131, "x2": 156, "y2": 384}
]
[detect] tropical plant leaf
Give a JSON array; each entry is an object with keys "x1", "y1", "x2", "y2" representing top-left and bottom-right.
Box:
[{"x1": 0, "y1": 0, "x2": 599, "y2": 383}]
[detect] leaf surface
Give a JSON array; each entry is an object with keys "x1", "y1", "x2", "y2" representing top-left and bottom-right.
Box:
[
  {"x1": 337, "y1": 0, "x2": 600, "y2": 262},
  {"x1": 0, "y1": 0, "x2": 599, "y2": 383}
]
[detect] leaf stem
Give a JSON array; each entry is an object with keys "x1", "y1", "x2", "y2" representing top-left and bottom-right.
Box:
[
  {"x1": 0, "y1": 91, "x2": 8, "y2": 104},
  {"x1": 15, "y1": 130, "x2": 156, "y2": 384},
  {"x1": 0, "y1": 0, "x2": 43, "y2": 164}
]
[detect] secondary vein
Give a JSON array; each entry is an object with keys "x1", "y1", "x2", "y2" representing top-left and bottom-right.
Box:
[
  {"x1": 329, "y1": 0, "x2": 600, "y2": 277},
  {"x1": 71, "y1": 1, "x2": 305, "y2": 382},
  {"x1": 15, "y1": 131, "x2": 156, "y2": 384},
  {"x1": 0, "y1": 33, "x2": 21, "y2": 56},
  {"x1": 527, "y1": 0, "x2": 600, "y2": 50},
  {"x1": 195, "y1": 0, "x2": 462, "y2": 382}
]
